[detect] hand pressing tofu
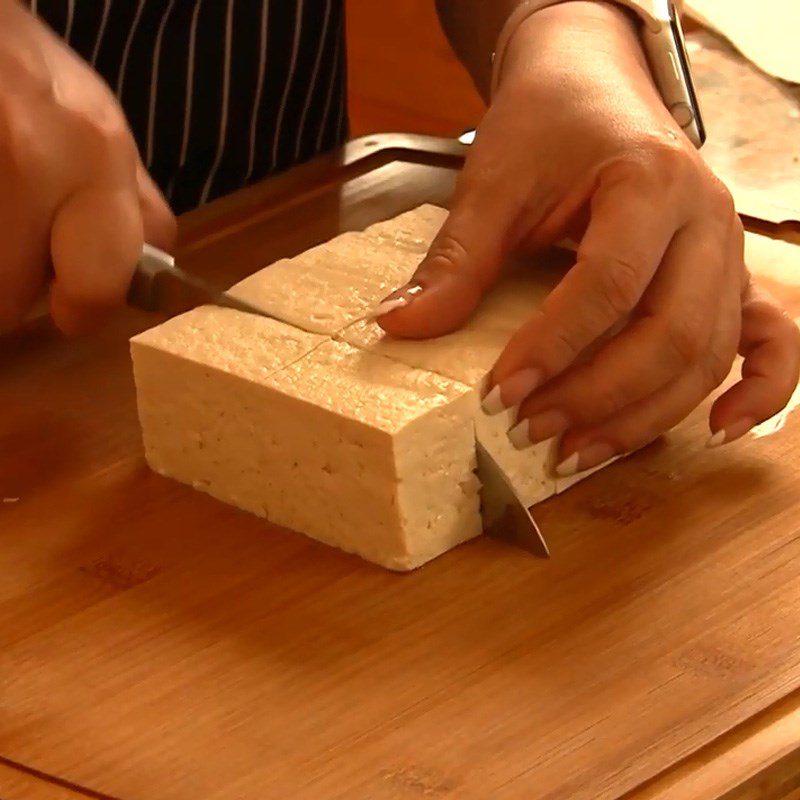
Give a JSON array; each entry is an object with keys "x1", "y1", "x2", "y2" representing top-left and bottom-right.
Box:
[{"x1": 377, "y1": 1, "x2": 800, "y2": 478}]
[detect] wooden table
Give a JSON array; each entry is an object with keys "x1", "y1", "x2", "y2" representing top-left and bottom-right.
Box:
[{"x1": 2, "y1": 134, "x2": 800, "y2": 800}]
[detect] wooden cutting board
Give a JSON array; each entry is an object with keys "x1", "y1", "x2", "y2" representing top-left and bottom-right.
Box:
[{"x1": 2, "y1": 135, "x2": 800, "y2": 800}]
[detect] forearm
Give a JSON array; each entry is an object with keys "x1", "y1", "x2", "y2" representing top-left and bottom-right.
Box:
[{"x1": 435, "y1": 0, "x2": 642, "y2": 101}]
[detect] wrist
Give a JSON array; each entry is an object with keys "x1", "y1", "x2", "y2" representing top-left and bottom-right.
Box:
[{"x1": 495, "y1": 1, "x2": 649, "y2": 96}]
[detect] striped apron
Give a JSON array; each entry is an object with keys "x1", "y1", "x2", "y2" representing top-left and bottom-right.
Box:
[{"x1": 27, "y1": 0, "x2": 348, "y2": 213}]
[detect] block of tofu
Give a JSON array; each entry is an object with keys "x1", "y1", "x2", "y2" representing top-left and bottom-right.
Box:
[
  {"x1": 227, "y1": 204, "x2": 448, "y2": 335},
  {"x1": 130, "y1": 305, "x2": 329, "y2": 383},
  {"x1": 341, "y1": 263, "x2": 567, "y2": 506},
  {"x1": 131, "y1": 205, "x2": 627, "y2": 571},
  {"x1": 363, "y1": 204, "x2": 447, "y2": 252},
  {"x1": 132, "y1": 316, "x2": 481, "y2": 570}
]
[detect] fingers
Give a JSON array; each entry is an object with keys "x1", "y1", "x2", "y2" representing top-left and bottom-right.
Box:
[
  {"x1": 0, "y1": 98, "x2": 54, "y2": 330},
  {"x1": 375, "y1": 201, "x2": 515, "y2": 340},
  {"x1": 553, "y1": 268, "x2": 741, "y2": 475},
  {"x1": 49, "y1": 163, "x2": 174, "y2": 334},
  {"x1": 49, "y1": 184, "x2": 143, "y2": 334},
  {"x1": 508, "y1": 221, "x2": 726, "y2": 443},
  {"x1": 137, "y1": 162, "x2": 177, "y2": 251},
  {"x1": 376, "y1": 118, "x2": 537, "y2": 339},
  {"x1": 555, "y1": 366, "x2": 713, "y2": 476},
  {"x1": 709, "y1": 281, "x2": 800, "y2": 444},
  {"x1": 484, "y1": 170, "x2": 680, "y2": 411}
]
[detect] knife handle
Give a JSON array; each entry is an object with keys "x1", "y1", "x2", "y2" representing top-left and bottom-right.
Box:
[{"x1": 127, "y1": 243, "x2": 176, "y2": 312}]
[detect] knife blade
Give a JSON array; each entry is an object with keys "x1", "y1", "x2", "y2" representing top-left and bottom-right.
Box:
[
  {"x1": 476, "y1": 441, "x2": 550, "y2": 558},
  {"x1": 127, "y1": 243, "x2": 276, "y2": 320}
]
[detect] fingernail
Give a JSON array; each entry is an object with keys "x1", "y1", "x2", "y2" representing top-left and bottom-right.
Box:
[
  {"x1": 525, "y1": 409, "x2": 570, "y2": 444},
  {"x1": 501, "y1": 368, "x2": 543, "y2": 406},
  {"x1": 507, "y1": 419, "x2": 532, "y2": 450},
  {"x1": 556, "y1": 442, "x2": 616, "y2": 477},
  {"x1": 706, "y1": 417, "x2": 756, "y2": 449},
  {"x1": 372, "y1": 284, "x2": 423, "y2": 318},
  {"x1": 481, "y1": 368, "x2": 542, "y2": 416},
  {"x1": 555, "y1": 452, "x2": 580, "y2": 478},
  {"x1": 371, "y1": 297, "x2": 408, "y2": 316},
  {"x1": 481, "y1": 385, "x2": 505, "y2": 415}
]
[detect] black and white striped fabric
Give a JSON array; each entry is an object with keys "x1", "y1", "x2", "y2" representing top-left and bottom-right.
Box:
[{"x1": 27, "y1": 0, "x2": 348, "y2": 213}]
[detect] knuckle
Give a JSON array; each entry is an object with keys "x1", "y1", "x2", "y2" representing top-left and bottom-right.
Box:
[
  {"x1": 645, "y1": 138, "x2": 693, "y2": 181},
  {"x1": 427, "y1": 232, "x2": 469, "y2": 273},
  {"x1": 424, "y1": 231, "x2": 486, "y2": 294},
  {"x1": 0, "y1": 44, "x2": 54, "y2": 99},
  {"x1": 605, "y1": 137, "x2": 694, "y2": 194},
  {"x1": 593, "y1": 255, "x2": 643, "y2": 316},
  {"x1": 665, "y1": 319, "x2": 705, "y2": 368},
  {"x1": 75, "y1": 108, "x2": 134, "y2": 158},
  {"x1": 584, "y1": 385, "x2": 627, "y2": 423},
  {"x1": 705, "y1": 177, "x2": 737, "y2": 218},
  {"x1": 704, "y1": 350, "x2": 735, "y2": 389},
  {"x1": 748, "y1": 295, "x2": 796, "y2": 337},
  {"x1": 548, "y1": 324, "x2": 585, "y2": 365}
]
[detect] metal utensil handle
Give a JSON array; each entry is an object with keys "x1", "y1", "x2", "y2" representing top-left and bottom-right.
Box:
[{"x1": 127, "y1": 243, "x2": 176, "y2": 312}]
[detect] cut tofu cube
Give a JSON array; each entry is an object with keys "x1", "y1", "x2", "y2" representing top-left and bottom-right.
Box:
[
  {"x1": 132, "y1": 305, "x2": 329, "y2": 383},
  {"x1": 132, "y1": 321, "x2": 481, "y2": 571},
  {"x1": 364, "y1": 204, "x2": 448, "y2": 252},
  {"x1": 227, "y1": 205, "x2": 448, "y2": 335},
  {"x1": 341, "y1": 261, "x2": 568, "y2": 506}
]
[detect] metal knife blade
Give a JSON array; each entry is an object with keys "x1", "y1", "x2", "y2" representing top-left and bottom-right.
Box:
[
  {"x1": 127, "y1": 243, "x2": 276, "y2": 320},
  {"x1": 476, "y1": 441, "x2": 550, "y2": 558}
]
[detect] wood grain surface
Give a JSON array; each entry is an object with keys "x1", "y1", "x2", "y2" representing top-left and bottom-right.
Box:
[
  {"x1": 623, "y1": 687, "x2": 800, "y2": 800},
  {"x1": 0, "y1": 759, "x2": 105, "y2": 800},
  {"x1": 2, "y1": 136, "x2": 800, "y2": 800}
]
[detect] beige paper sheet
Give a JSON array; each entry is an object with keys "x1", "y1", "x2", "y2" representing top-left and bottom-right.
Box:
[
  {"x1": 686, "y1": 0, "x2": 800, "y2": 84},
  {"x1": 689, "y1": 32, "x2": 800, "y2": 225}
]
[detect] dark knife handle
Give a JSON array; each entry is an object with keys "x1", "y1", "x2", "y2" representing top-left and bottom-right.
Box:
[{"x1": 127, "y1": 244, "x2": 177, "y2": 312}]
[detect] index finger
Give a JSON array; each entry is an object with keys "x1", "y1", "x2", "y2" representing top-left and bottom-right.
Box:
[{"x1": 490, "y1": 176, "x2": 680, "y2": 389}]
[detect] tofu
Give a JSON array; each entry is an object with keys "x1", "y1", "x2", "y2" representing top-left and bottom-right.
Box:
[
  {"x1": 132, "y1": 320, "x2": 481, "y2": 571},
  {"x1": 131, "y1": 204, "x2": 620, "y2": 571},
  {"x1": 132, "y1": 305, "x2": 328, "y2": 383},
  {"x1": 341, "y1": 264, "x2": 567, "y2": 506},
  {"x1": 364, "y1": 204, "x2": 448, "y2": 252},
  {"x1": 228, "y1": 205, "x2": 448, "y2": 335}
]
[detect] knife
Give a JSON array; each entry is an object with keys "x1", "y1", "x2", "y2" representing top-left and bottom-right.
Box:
[
  {"x1": 127, "y1": 243, "x2": 276, "y2": 320},
  {"x1": 476, "y1": 441, "x2": 551, "y2": 558},
  {"x1": 131, "y1": 244, "x2": 550, "y2": 558}
]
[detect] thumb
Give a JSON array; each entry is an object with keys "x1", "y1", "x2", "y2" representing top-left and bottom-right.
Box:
[
  {"x1": 376, "y1": 194, "x2": 516, "y2": 340},
  {"x1": 137, "y1": 162, "x2": 177, "y2": 251}
]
